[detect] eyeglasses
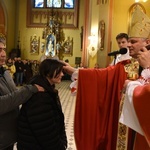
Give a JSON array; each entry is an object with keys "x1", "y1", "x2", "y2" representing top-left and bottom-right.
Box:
[{"x1": 0, "y1": 47, "x2": 6, "y2": 51}]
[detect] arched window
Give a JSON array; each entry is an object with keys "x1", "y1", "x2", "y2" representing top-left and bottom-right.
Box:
[
  {"x1": 34, "y1": 0, "x2": 74, "y2": 9},
  {"x1": 27, "y1": 0, "x2": 78, "y2": 28}
]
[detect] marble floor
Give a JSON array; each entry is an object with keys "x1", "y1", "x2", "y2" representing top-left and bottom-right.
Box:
[
  {"x1": 14, "y1": 80, "x2": 77, "y2": 150},
  {"x1": 56, "y1": 80, "x2": 77, "y2": 150}
]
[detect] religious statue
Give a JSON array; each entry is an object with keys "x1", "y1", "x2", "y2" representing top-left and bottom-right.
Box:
[
  {"x1": 98, "y1": 20, "x2": 105, "y2": 50},
  {"x1": 46, "y1": 33, "x2": 55, "y2": 56},
  {"x1": 48, "y1": 38, "x2": 53, "y2": 52},
  {"x1": 80, "y1": 26, "x2": 83, "y2": 50},
  {"x1": 30, "y1": 34, "x2": 40, "y2": 54}
]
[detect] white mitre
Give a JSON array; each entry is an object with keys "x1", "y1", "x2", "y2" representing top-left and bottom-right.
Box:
[{"x1": 129, "y1": 5, "x2": 150, "y2": 38}]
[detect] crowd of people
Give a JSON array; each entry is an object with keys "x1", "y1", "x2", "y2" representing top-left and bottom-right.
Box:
[{"x1": 4, "y1": 57, "x2": 40, "y2": 86}]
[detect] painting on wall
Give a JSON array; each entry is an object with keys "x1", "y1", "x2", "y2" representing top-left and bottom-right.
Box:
[
  {"x1": 30, "y1": 34, "x2": 40, "y2": 54},
  {"x1": 63, "y1": 36, "x2": 73, "y2": 56}
]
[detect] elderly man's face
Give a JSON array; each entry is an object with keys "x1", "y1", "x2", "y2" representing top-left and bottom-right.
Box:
[
  {"x1": 0, "y1": 42, "x2": 6, "y2": 66},
  {"x1": 128, "y1": 37, "x2": 149, "y2": 58}
]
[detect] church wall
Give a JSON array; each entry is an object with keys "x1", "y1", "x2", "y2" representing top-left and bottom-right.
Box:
[
  {"x1": 97, "y1": 1, "x2": 110, "y2": 68},
  {"x1": 2, "y1": 0, "x2": 150, "y2": 67},
  {"x1": 88, "y1": 0, "x2": 100, "y2": 68},
  {"x1": 112, "y1": 0, "x2": 150, "y2": 52},
  {"x1": 17, "y1": 0, "x2": 84, "y2": 66},
  {"x1": 90, "y1": 0, "x2": 150, "y2": 68}
]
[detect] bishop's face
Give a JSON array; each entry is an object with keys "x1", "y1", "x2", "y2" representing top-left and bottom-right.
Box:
[{"x1": 128, "y1": 37, "x2": 148, "y2": 59}]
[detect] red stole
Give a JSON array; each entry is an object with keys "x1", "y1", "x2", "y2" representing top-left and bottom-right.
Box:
[
  {"x1": 133, "y1": 85, "x2": 150, "y2": 149},
  {"x1": 74, "y1": 62, "x2": 127, "y2": 150}
]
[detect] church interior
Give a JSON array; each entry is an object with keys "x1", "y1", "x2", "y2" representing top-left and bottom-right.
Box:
[
  {"x1": 1, "y1": 0, "x2": 150, "y2": 68},
  {"x1": 1, "y1": 0, "x2": 150, "y2": 150}
]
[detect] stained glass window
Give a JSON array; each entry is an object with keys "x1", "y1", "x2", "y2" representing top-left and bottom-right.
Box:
[
  {"x1": 34, "y1": 0, "x2": 44, "y2": 8},
  {"x1": 34, "y1": 0, "x2": 74, "y2": 9}
]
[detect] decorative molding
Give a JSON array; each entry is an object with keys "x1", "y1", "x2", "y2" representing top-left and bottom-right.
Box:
[{"x1": 97, "y1": 0, "x2": 108, "y2": 5}]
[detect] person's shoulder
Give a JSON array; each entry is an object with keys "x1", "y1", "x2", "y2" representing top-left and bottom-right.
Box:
[{"x1": 4, "y1": 69, "x2": 12, "y2": 77}]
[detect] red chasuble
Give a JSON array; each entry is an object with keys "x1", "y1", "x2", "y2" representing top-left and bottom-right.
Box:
[
  {"x1": 133, "y1": 85, "x2": 150, "y2": 149},
  {"x1": 74, "y1": 62, "x2": 127, "y2": 150}
]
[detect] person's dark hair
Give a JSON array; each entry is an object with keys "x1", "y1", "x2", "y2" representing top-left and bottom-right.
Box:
[
  {"x1": 116, "y1": 33, "x2": 128, "y2": 40},
  {"x1": 39, "y1": 59, "x2": 63, "y2": 78}
]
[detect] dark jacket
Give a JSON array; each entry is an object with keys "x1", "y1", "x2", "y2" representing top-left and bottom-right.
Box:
[
  {"x1": 17, "y1": 75, "x2": 67, "y2": 150},
  {"x1": 15, "y1": 61, "x2": 24, "y2": 73},
  {"x1": 0, "y1": 67, "x2": 38, "y2": 150}
]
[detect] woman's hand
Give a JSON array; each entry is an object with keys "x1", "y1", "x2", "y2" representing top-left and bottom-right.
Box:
[{"x1": 34, "y1": 84, "x2": 45, "y2": 92}]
